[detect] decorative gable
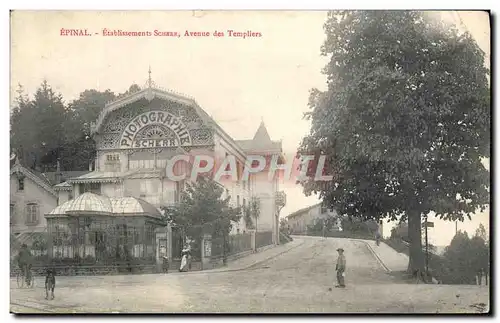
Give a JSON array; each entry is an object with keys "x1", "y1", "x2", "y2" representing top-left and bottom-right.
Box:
[{"x1": 93, "y1": 93, "x2": 214, "y2": 151}]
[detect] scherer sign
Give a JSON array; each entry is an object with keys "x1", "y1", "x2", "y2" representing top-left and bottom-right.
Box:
[{"x1": 120, "y1": 110, "x2": 193, "y2": 148}]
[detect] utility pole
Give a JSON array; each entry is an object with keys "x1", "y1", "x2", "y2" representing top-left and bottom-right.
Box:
[{"x1": 455, "y1": 221, "x2": 458, "y2": 235}]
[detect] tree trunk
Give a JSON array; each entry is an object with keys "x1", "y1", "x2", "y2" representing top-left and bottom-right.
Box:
[
  {"x1": 222, "y1": 231, "x2": 227, "y2": 266},
  {"x1": 407, "y1": 210, "x2": 425, "y2": 277}
]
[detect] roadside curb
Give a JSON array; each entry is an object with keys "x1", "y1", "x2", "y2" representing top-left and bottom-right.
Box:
[
  {"x1": 349, "y1": 239, "x2": 391, "y2": 273},
  {"x1": 163, "y1": 239, "x2": 304, "y2": 276},
  {"x1": 207, "y1": 239, "x2": 305, "y2": 273}
]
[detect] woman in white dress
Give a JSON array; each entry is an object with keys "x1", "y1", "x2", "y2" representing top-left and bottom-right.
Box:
[{"x1": 179, "y1": 246, "x2": 190, "y2": 272}]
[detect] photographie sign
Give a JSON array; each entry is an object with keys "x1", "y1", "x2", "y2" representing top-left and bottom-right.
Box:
[{"x1": 120, "y1": 110, "x2": 192, "y2": 148}]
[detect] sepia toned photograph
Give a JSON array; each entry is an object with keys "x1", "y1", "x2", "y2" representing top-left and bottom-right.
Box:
[{"x1": 9, "y1": 10, "x2": 490, "y2": 314}]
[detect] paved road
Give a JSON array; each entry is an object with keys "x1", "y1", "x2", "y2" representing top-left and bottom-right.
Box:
[{"x1": 10, "y1": 236, "x2": 489, "y2": 313}]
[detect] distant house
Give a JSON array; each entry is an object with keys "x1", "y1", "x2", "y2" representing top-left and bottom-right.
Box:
[
  {"x1": 10, "y1": 159, "x2": 58, "y2": 241},
  {"x1": 286, "y1": 203, "x2": 341, "y2": 234},
  {"x1": 10, "y1": 157, "x2": 89, "y2": 247}
]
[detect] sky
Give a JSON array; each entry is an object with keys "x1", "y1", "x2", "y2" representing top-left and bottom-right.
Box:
[{"x1": 10, "y1": 10, "x2": 490, "y2": 246}]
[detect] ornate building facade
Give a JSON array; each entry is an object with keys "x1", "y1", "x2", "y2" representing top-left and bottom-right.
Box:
[{"x1": 45, "y1": 77, "x2": 284, "y2": 268}]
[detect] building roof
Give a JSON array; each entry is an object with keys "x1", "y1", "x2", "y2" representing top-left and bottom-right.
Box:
[
  {"x1": 123, "y1": 168, "x2": 165, "y2": 179},
  {"x1": 47, "y1": 192, "x2": 162, "y2": 218},
  {"x1": 253, "y1": 121, "x2": 272, "y2": 143},
  {"x1": 10, "y1": 159, "x2": 57, "y2": 197},
  {"x1": 67, "y1": 171, "x2": 124, "y2": 184},
  {"x1": 65, "y1": 192, "x2": 113, "y2": 215},
  {"x1": 41, "y1": 171, "x2": 90, "y2": 186},
  {"x1": 47, "y1": 201, "x2": 80, "y2": 217},
  {"x1": 287, "y1": 203, "x2": 322, "y2": 219},
  {"x1": 235, "y1": 121, "x2": 283, "y2": 154},
  {"x1": 54, "y1": 181, "x2": 72, "y2": 191},
  {"x1": 67, "y1": 168, "x2": 168, "y2": 183},
  {"x1": 110, "y1": 197, "x2": 162, "y2": 217},
  {"x1": 235, "y1": 121, "x2": 285, "y2": 166}
]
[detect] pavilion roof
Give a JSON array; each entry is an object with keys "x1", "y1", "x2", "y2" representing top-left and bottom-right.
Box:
[{"x1": 46, "y1": 192, "x2": 162, "y2": 218}]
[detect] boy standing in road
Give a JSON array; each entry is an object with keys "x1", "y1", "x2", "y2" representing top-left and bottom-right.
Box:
[{"x1": 335, "y1": 248, "x2": 346, "y2": 288}]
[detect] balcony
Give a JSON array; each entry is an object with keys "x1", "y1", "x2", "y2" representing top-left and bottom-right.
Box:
[{"x1": 275, "y1": 191, "x2": 286, "y2": 210}]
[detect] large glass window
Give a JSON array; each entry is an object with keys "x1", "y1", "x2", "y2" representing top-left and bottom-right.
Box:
[
  {"x1": 79, "y1": 183, "x2": 101, "y2": 195},
  {"x1": 130, "y1": 160, "x2": 155, "y2": 169},
  {"x1": 106, "y1": 154, "x2": 120, "y2": 162}
]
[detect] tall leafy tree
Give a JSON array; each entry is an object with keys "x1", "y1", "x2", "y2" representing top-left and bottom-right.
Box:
[
  {"x1": 11, "y1": 84, "x2": 37, "y2": 168},
  {"x1": 161, "y1": 177, "x2": 241, "y2": 257},
  {"x1": 244, "y1": 196, "x2": 261, "y2": 230},
  {"x1": 116, "y1": 84, "x2": 141, "y2": 99},
  {"x1": 299, "y1": 11, "x2": 490, "y2": 275},
  {"x1": 65, "y1": 89, "x2": 117, "y2": 170},
  {"x1": 69, "y1": 89, "x2": 116, "y2": 132},
  {"x1": 472, "y1": 223, "x2": 489, "y2": 280},
  {"x1": 11, "y1": 81, "x2": 71, "y2": 171},
  {"x1": 475, "y1": 223, "x2": 488, "y2": 242},
  {"x1": 442, "y1": 229, "x2": 488, "y2": 284}
]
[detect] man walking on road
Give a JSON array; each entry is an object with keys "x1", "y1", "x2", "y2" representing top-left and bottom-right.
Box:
[{"x1": 335, "y1": 248, "x2": 346, "y2": 288}]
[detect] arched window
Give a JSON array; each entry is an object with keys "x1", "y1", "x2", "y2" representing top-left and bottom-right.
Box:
[{"x1": 26, "y1": 203, "x2": 39, "y2": 225}]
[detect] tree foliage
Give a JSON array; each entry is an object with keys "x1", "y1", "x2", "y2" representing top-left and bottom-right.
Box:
[
  {"x1": 11, "y1": 81, "x2": 69, "y2": 170},
  {"x1": 10, "y1": 81, "x2": 140, "y2": 172},
  {"x1": 340, "y1": 217, "x2": 377, "y2": 235},
  {"x1": 243, "y1": 196, "x2": 261, "y2": 230},
  {"x1": 390, "y1": 220, "x2": 409, "y2": 241},
  {"x1": 299, "y1": 11, "x2": 490, "y2": 273},
  {"x1": 442, "y1": 225, "x2": 489, "y2": 284},
  {"x1": 161, "y1": 177, "x2": 242, "y2": 243}
]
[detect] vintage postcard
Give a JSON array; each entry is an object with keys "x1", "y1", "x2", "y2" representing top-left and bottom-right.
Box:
[{"x1": 9, "y1": 10, "x2": 490, "y2": 314}]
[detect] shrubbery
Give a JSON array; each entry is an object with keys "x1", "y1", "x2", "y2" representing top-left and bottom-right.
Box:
[{"x1": 386, "y1": 224, "x2": 489, "y2": 285}]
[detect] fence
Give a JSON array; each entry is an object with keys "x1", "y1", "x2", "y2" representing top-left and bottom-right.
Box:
[
  {"x1": 210, "y1": 236, "x2": 226, "y2": 259},
  {"x1": 228, "y1": 233, "x2": 252, "y2": 255},
  {"x1": 256, "y1": 231, "x2": 273, "y2": 249},
  {"x1": 210, "y1": 233, "x2": 253, "y2": 259}
]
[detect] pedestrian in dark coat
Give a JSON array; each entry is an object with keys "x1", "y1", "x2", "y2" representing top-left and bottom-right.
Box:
[{"x1": 335, "y1": 248, "x2": 346, "y2": 288}]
